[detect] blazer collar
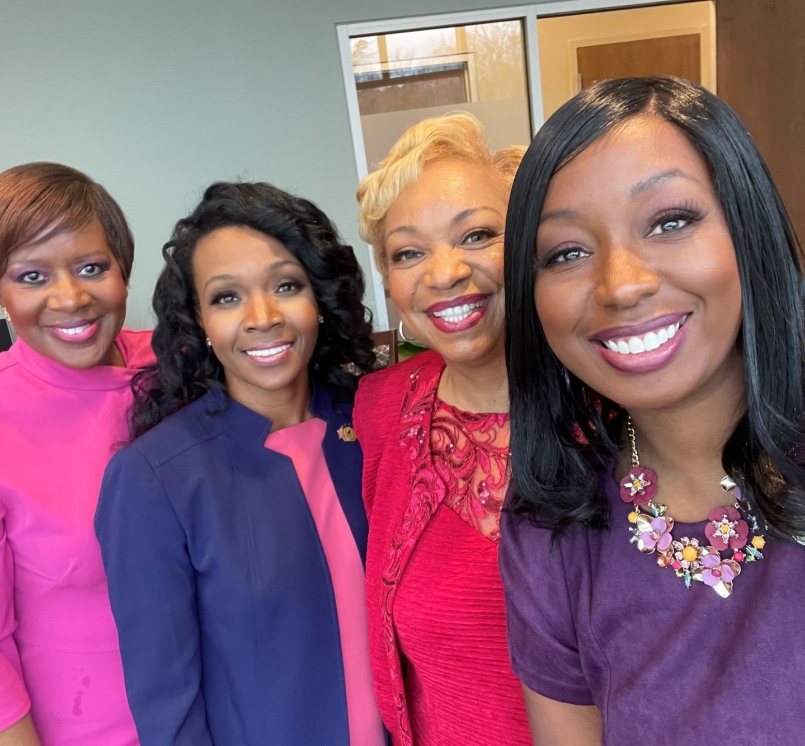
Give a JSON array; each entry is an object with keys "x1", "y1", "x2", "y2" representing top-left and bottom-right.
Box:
[{"x1": 202, "y1": 380, "x2": 344, "y2": 445}]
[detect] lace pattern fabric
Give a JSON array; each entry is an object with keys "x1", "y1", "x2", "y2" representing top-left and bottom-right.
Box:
[{"x1": 431, "y1": 397, "x2": 510, "y2": 541}]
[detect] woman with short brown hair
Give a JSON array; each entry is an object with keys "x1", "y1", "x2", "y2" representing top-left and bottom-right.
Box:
[{"x1": 0, "y1": 162, "x2": 148, "y2": 745}]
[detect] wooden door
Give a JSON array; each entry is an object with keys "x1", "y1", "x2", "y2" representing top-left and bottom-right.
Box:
[
  {"x1": 577, "y1": 34, "x2": 701, "y2": 90},
  {"x1": 716, "y1": 0, "x2": 805, "y2": 249}
]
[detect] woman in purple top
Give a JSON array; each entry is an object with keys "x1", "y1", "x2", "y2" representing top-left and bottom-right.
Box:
[{"x1": 500, "y1": 77, "x2": 805, "y2": 745}]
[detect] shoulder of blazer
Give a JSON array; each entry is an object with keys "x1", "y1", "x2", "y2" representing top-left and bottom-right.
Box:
[
  {"x1": 355, "y1": 350, "x2": 444, "y2": 443},
  {"x1": 126, "y1": 392, "x2": 227, "y2": 469}
]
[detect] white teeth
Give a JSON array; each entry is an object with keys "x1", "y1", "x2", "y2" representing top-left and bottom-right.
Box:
[
  {"x1": 628, "y1": 337, "x2": 645, "y2": 354},
  {"x1": 246, "y1": 344, "x2": 291, "y2": 358},
  {"x1": 603, "y1": 316, "x2": 686, "y2": 356},
  {"x1": 432, "y1": 299, "x2": 487, "y2": 322},
  {"x1": 58, "y1": 324, "x2": 91, "y2": 335}
]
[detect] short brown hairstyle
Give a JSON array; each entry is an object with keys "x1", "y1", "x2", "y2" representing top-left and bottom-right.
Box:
[
  {"x1": 0, "y1": 162, "x2": 134, "y2": 282},
  {"x1": 356, "y1": 113, "x2": 526, "y2": 276}
]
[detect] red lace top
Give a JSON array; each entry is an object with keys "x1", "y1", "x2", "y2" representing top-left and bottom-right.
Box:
[
  {"x1": 431, "y1": 397, "x2": 509, "y2": 541},
  {"x1": 394, "y1": 397, "x2": 530, "y2": 745}
]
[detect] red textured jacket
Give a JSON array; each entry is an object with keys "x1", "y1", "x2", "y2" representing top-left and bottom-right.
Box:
[{"x1": 354, "y1": 350, "x2": 531, "y2": 746}]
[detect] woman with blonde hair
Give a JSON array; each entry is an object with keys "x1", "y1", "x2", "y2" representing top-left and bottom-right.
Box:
[{"x1": 354, "y1": 113, "x2": 531, "y2": 745}]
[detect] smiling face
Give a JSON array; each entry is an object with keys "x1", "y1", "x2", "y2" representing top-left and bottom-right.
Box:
[
  {"x1": 193, "y1": 225, "x2": 319, "y2": 417},
  {"x1": 534, "y1": 115, "x2": 744, "y2": 412},
  {"x1": 384, "y1": 158, "x2": 508, "y2": 368},
  {"x1": 0, "y1": 218, "x2": 127, "y2": 368}
]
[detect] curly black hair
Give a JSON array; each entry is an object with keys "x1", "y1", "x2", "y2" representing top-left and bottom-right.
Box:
[{"x1": 130, "y1": 181, "x2": 377, "y2": 438}]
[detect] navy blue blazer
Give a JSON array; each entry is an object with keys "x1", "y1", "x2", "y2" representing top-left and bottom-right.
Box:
[{"x1": 96, "y1": 386, "x2": 368, "y2": 746}]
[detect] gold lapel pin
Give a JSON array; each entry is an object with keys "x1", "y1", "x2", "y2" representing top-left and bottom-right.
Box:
[{"x1": 337, "y1": 424, "x2": 357, "y2": 442}]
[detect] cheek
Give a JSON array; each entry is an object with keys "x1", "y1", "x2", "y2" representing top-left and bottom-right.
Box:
[
  {"x1": 101, "y1": 273, "x2": 129, "y2": 316},
  {"x1": 289, "y1": 297, "x2": 321, "y2": 343},
  {"x1": 0, "y1": 287, "x2": 45, "y2": 330},
  {"x1": 387, "y1": 271, "x2": 416, "y2": 313},
  {"x1": 479, "y1": 245, "x2": 504, "y2": 288},
  {"x1": 535, "y1": 278, "x2": 572, "y2": 346}
]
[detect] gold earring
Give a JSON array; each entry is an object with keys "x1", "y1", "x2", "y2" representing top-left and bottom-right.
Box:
[{"x1": 1, "y1": 307, "x2": 7, "y2": 320}]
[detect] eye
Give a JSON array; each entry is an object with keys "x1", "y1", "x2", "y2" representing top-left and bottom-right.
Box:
[
  {"x1": 277, "y1": 279, "x2": 302, "y2": 293},
  {"x1": 461, "y1": 228, "x2": 497, "y2": 245},
  {"x1": 391, "y1": 248, "x2": 424, "y2": 264},
  {"x1": 542, "y1": 246, "x2": 590, "y2": 267},
  {"x1": 210, "y1": 292, "x2": 239, "y2": 305},
  {"x1": 78, "y1": 263, "x2": 108, "y2": 278},
  {"x1": 648, "y1": 209, "x2": 700, "y2": 237},
  {"x1": 15, "y1": 270, "x2": 45, "y2": 284}
]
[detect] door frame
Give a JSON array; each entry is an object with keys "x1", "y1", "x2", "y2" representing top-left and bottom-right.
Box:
[{"x1": 337, "y1": 0, "x2": 697, "y2": 329}]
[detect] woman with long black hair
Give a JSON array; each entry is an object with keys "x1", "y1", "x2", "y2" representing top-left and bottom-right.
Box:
[
  {"x1": 95, "y1": 182, "x2": 384, "y2": 746},
  {"x1": 500, "y1": 77, "x2": 805, "y2": 745}
]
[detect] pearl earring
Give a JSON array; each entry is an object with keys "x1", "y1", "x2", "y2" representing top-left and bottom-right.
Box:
[
  {"x1": 318, "y1": 314, "x2": 324, "y2": 324},
  {"x1": 205, "y1": 338, "x2": 212, "y2": 348}
]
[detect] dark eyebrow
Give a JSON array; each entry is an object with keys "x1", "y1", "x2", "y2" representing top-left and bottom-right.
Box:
[
  {"x1": 386, "y1": 206, "x2": 504, "y2": 239},
  {"x1": 204, "y1": 259, "x2": 300, "y2": 290},
  {"x1": 630, "y1": 168, "x2": 696, "y2": 199},
  {"x1": 539, "y1": 169, "x2": 698, "y2": 225}
]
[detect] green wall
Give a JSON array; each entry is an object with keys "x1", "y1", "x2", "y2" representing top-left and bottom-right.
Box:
[{"x1": 1, "y1": 0, "x2": 543, "y2": 328}]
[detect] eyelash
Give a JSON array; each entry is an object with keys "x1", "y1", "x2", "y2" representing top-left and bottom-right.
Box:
[
  {"x1": 13, "y1": 262, "x2": 108, "y2": 284},
  {"x1": 391, "y1": 227, "x2": 500, "y2": 264},
  {"x1": 539, "y1": 203, "x2": 704, "y2": 268},
  {"x1": 648, "y1": 204, "x2": 703, "y2": 236},
  {"x1": 209, "y1": 280, "x2": 304, "y2": 305}
]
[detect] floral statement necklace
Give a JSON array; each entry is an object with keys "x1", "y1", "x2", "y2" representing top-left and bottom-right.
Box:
[{"x1": 619, "y1": 418, "x2": 766, "y2": 598}]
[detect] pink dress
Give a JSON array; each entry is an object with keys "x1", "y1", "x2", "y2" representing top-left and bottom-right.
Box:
[
  {"x1": 265, "y1": 417, "x2": 385, "y2": 746},
  {"x1": 0, "y1": 331, "x2": 152, "y2": 745}
]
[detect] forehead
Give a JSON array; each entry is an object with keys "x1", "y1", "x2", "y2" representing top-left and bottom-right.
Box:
[
  {"x1": 5, "y1": 218, "x2": 110, "y2": 266},
  {"x1": 192, "y1": 225, "x2": 301, "y2": 275},
  {"x1": 544, "y1": 116, "x2": 712, "y2": 207},
  {"x1": 385, "y1": 158, "x2": 507, "y2": 227}
]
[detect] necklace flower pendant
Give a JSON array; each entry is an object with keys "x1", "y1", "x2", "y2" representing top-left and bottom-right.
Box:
[
  {"x1": 619, "y1": 468, "x2": 657, "y2": 505},
  {"x1": 634, "y1": 513, "x2": 674, "y2": 554},
  {"x1": 704, "y1": 506, "x2": 749, "y2": 551}
]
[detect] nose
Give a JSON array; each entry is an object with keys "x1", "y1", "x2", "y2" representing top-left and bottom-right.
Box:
[
  {"x1": 593, "y1": 245, "x2": 660, "y2": 309},
  {"x1": 243, "y1": 292, "x2": 283, "y2": 332},
  {"x1": 422, "y1": 243, "x2": 472, "y2": 290},
  {"x1": 46, "y1": 273, "x2": 92, "y2": 313}
]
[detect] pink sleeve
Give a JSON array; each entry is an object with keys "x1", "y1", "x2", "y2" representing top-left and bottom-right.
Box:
[{"x1": 0, "y1": 508, "x2": 31, "y2": 730}]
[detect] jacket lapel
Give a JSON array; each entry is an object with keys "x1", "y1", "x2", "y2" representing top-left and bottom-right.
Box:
[
  {"x1": 379, "y1": 358, "x2": 446, "y2": 746},
  {"x1": 313, "y1": 386, "x2": 370, "y2": 566}
]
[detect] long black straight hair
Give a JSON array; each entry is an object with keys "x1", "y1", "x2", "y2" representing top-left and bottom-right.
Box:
[
  {"x1": 505, "y1": 77, "x2": 805, "y2": 540},
  {"x1": 130, "y1": 181, "x2": 377, "y2": 439}
]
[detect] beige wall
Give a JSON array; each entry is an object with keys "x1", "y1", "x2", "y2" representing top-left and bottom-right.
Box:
[{"x1": 537, "y1": 1, "x2": 716, "y2": 119}]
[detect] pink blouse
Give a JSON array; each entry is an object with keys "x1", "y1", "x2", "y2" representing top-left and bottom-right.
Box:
[
  {"x1": 0, "y1": 331, "x2": 152, "y2": 745},
  {"x1": 265, "y1": 417, "x2": 384, "y2": 746}
]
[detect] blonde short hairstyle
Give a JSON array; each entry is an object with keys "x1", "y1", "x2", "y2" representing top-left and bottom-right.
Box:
[{"x1": 357, "y1": 112, "x2": 527, "y2": 276}]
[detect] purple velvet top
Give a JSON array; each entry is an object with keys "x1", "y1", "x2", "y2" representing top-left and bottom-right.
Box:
[{"x1": 499, "y1": 467, "x2": 805, "y2": 745}]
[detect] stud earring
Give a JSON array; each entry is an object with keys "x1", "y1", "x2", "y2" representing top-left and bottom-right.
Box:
[
  {"x1": 1, "y1": 307, "x2": 8, "y2": 320},
  {"x1": 205, "y1": 338, "x2": 212, "y2": 348},
  {"x1": 318, "y1": 314, "x2": 324, "y2": 324},
  {"x1": 398, "y1": 320, "x2": 416, "y2": 342}
]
